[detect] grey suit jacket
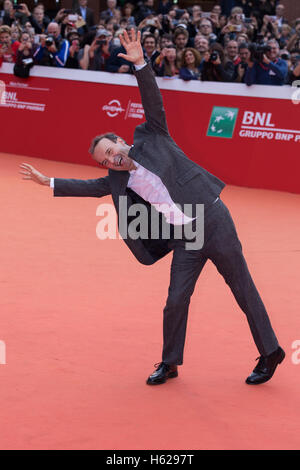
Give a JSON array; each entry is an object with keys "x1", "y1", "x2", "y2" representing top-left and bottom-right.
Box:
[{"x1": 53, "y1": 63, "x2": 225, "y2": 265}]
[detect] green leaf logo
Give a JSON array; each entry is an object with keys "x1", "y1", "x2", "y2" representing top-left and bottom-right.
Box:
[{"x1": 207, "y1": 106, "x2": 239, "y2": 139}]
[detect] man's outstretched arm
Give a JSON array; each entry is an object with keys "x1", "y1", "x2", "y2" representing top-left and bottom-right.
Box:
[
  {"x1": 118, "y1": 29, "x2": 169, "y2": 135},
  {"x1": 19, "y1": 163, "x2": 111, "y2": 198}
]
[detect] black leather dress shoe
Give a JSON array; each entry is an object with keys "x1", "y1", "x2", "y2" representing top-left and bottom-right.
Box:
[
  {"x1": 146, "y1": 362, "x2": 178, "y2": 385},
  {"x1": 246, "y1": 346, "x2": 285, "y2": 385}
]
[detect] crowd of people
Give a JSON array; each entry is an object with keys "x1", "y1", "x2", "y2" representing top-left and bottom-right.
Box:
[{"x1": 0, "y1": 0, "x2": 300, "y2": 85}]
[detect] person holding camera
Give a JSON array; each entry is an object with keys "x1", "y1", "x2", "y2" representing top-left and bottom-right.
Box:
[
  {"x1": 33, "y1": 22, "x2": 69, "y2": 68},
  {"x1": 245, "y1": 39, "x2": 288, "y2": 85},
  {"x1": 14, "y1": 30, "x2": 38, "y2": 77},
  {"x1": 235, "y1": 42, "x2": 251, "y2": 82},
  {"x1": 78, "y1": 29, "x2": 111, "y2": 71},
  {"x1": 153, "y1": 44, "x2": 178, "y2": 77},
  {"x1": 0, "y1": 24, "x2": 19, "y2": 65},
  {"x1": 201, "y1": 42, "x2": 233, "y2": 82}
]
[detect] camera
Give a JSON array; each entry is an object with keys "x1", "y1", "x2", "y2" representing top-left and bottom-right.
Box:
[
  {"x1": 45, "y1": 36, "x2": 54, "y2": 47},
  {"x1": 22, "y1": 58, "x2": 34, "y2": 66},
  {"x1": 96, "y1": 39, "x2": 107, "y2": 46},
  {"x1": 13, "y1": 5, "x2": 23, "y2": 10},
  {"x1": 249, "y1": 43, "x2": 271, "y2": 62},
  {"x1": 210, "y1": 51, "x2": 219, "y2": 62}
]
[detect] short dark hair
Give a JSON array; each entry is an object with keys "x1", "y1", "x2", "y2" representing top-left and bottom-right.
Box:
[
  {"x1": 142, "y1": 33, "x2": 157, "y2": 45},
  {"x1": 239, "y1": 42, "x2": 250, "y2": 52},
  {"x1": 89, "y1": 133, "x2": 120, "y2": 154}
]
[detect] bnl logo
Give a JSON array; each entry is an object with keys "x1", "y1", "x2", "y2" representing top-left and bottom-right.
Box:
[{"x1": 207, "y1": 106, "x2": 239, "y2": 138}]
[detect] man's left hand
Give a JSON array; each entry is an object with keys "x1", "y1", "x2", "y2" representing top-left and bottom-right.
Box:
[{"x1": 117, "y1": 28, "x2": 144, "y2": 66}]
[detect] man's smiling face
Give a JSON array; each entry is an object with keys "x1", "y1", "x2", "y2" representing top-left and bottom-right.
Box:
[{"x1": 92, "y1": 137, "x2": 135, "y2": 171}]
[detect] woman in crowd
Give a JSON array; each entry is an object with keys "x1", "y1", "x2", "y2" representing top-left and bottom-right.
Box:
[
  {"x1": 153, "y1": 44, "x2": 178, "y2": 77},
  {"x1": 122, "y1": 3, "x2": 136, "y2": 27},
  {"x1": 0, "y1": 24, "x2": 19, "y2": 65},
  {"x1": 201, "y1": 42, "x2": 233, "y2": 82},
  {"x1": 179, "y1": 47, "x2": 201, "y2": 80}
]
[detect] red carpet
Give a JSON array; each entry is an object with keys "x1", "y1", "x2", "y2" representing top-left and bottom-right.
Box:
[{"x1": 1, "y1": 152, "x2": 300, "y2": 450}]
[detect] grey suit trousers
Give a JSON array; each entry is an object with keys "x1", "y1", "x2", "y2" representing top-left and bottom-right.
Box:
[{"x1": 162, "y1": 199, "x2": 279, "y2": 365}]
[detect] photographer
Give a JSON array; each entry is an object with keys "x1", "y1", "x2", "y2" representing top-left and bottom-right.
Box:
[
  {"x1": 65, "y1": 31, "x2": 80, "y2": 69},
  {"x1": 0, "y1": 24, "x2": 19, "y2": 66},
  {"x1": 153, "y1": 44, "x2": 178, "y2": 77},
  {"x1": 14, "y1": 30, "x2": 38, "y2": 77},
  {"x1": 33, "y1": 22, "x2": 69, "y2": 68},
  {"x1": 235, "y1": 42, "x2": 251, "y2": 83},
  {"x1": 201, "y1": 42, "x2": 233, "y2": 82},
  {"x1": 245, "y1": 39, "x2": 288, "y2": 86},
  {"x1": 78, "y1": 29, "x2": 111, "y2": 71}
]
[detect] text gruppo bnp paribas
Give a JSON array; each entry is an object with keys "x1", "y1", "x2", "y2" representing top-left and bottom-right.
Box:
[{"x1": 239, "y1": 111, "x2": 300, "y2": 142}]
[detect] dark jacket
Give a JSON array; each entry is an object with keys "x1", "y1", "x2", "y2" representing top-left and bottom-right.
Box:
[
  {"x1": 52, "y1": 63, "x2": 225, "y2": 265},
  {"x1": 179, "y1": 66, "x2": 201, "y2": 81},
  {"x1": 245, "y1": 58, "x2": 288, "y2": 86},
  {"x1": 75, "y1": 7, "x2": 95, "y2": 28}
]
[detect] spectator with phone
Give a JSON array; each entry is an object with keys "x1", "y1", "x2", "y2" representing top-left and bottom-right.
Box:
[
  {"x1": 153, "y1": 44, "x2": 178, "y2": 77},
  {"x1": 179, "y1": 47, "x2": 201, "y2": 80},
  {"x1": 0, "y1": 24, "x2": 19, "y2": 65},
  {"x1": 33, "y1": 22, "x2": 69, "y2": 68},
  {"x1": 76, "y1": 0, "x2": 95, "y2": 29},
  {"x1": 78, "y1": 29, "x2": 111, "y2": 71},
  {"x1": 65, "y1": 31, "x2": 81, "y2": 69},
  {"x1": 14, "y1": 30, "x2": 38, "y2": 77},
  {"x1": 245, "y1": 38, "x2": 288, "y2": 85}
]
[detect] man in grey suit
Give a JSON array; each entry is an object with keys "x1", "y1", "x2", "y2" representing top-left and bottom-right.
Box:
[{"x1": 20, "y1": 29, "x2": 285, "y2": 386}]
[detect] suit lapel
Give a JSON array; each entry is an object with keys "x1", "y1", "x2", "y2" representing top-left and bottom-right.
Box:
[{"x1": 109, "y1": 169, "x2": 130, "y2": 195}]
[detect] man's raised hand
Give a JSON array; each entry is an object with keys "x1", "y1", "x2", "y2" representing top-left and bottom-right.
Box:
[
  {"x1": 117, "y1": 28, "x2": 145, "y2": 66},
  {"x1": 19, "y1": 163, "x2": 50, "y2": 186}
]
